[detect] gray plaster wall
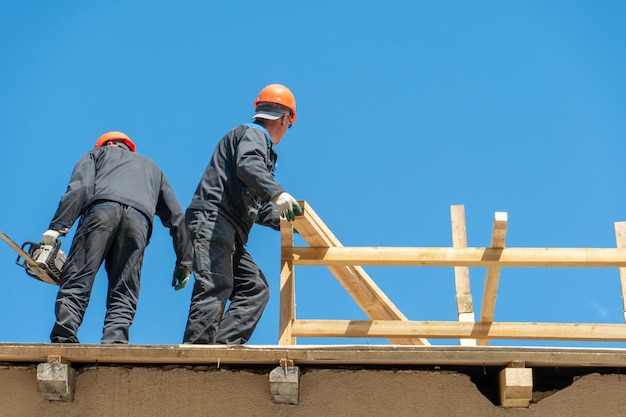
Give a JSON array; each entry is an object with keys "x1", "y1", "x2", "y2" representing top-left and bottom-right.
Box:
[{"x1": 1, "y1": 365, "x2": 625, "y2": 417}]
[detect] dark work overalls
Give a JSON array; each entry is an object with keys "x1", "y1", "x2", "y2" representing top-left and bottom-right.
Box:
[
  {"x1": 183, "y1": 122, "x2": 283, "y2": 344},
  {"x1": 48, "y1": 145, "x2": 192, "y2": 343},
  {"x1": 51, "y1": 201, "x2": 150, "y2": 343}
]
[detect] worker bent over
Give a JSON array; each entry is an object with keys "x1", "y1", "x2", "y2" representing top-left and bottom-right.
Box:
[{"x1": 43, "y1": 132, "x2": 192, "y2": 344}]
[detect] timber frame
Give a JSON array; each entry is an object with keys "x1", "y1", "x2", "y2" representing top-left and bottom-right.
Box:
[{"x1": 279, "y1": 201, "x2": 626, "y2": 346}]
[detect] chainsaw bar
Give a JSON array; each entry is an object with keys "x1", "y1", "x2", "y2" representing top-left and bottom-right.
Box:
[{"x1": 0, "y1": 231, "x2": 62, "y2": 285}]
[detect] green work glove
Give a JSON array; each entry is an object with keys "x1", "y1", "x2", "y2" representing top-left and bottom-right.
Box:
[
  {"x1": 172, "y1": 265, "x2": 190, "y2": 291},
  {"x1": 272, "y1": 192, "x2": 302, "y2": 222},
  {"x1": 282, "y1": 202, "x2": 302, "y2": 222}
]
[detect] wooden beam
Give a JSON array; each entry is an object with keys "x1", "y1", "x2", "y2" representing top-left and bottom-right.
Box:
[
  {"x1": 450, "y1": 205, "x2": 476, "y2": 346},
  {"x1": 615, "y1": 221, "x2": 626, "y2": 323},
  {"x1": 37, "y1": 358, "x2": 75, "y2": 401},
  {"x1": 2, "y1": 343, "x2": 626, "y2": 367},
  {"x1": 291, "y1": 202, "x2": 429, "y2": 345},
  {"x1": 499, "y1": 367, "x2": 532, "y2": 407},
  {"x1": 290, "y1": 320, "x2": 626, "y2": 342},
  {"x1": 478, "y1": 212, "x2": 508, "y2": 346},
  {"x1": 279, "y1": 220, "x2": 296, "y2": 345},
  {"x1": 287, "y1": 247, "x2": 626, "y2": 267}
]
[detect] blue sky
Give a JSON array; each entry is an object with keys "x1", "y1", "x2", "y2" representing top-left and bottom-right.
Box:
[{"x1": 0, "y1": 1, "x2": 624, "y2": 348}]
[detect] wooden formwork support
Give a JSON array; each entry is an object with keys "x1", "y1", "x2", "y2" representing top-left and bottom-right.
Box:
[
  {"x1": 499, "y1": 361, "x2": 532, "y2": 408},
  {"x1": 37, "y1": 355, "x2": 75, "y2": 402},
  {"x1": 450, "y1": 205, "x2": 476, "y2": 346},
  {"x1": 279, "y1": 201, "x2": 626, "y2": 345}
]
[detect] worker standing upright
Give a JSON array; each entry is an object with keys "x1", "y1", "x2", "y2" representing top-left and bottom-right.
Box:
[
  {"x1": 42, "y1": 132, "x2": 193, "y2": 344},
  {"x1": 183, "y1": 84, "x2": 301, "y2": 344}
]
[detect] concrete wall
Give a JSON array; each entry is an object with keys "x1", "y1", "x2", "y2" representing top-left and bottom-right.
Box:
[{"x1": 2, "y1": 365, "x2": 626, "y2": 417}]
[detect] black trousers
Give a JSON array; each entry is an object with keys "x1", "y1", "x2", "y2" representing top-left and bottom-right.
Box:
[
  {"x1": 50, "y1": 202, "x2": 149, "y2": 344},
  {"x1": 183, "y1": 209, "x2": 269, "y2": 344}
]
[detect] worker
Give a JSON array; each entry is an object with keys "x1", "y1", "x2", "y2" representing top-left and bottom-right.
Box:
[
  {"x1": 183, "y1": 83, "x2": 301, "y2": 344},
  {"x1": 42, "y1": 131, "x2": 193, "y2": 344}
]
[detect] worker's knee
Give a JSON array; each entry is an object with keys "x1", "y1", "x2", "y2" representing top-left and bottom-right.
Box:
[
  {"x1": 249, "y1": 278, "x2": 270, "y2": 309},
  {"x1": 258, "y1": 280, "x2": 270, "y2": 303},
  {"x1": 192, "y1": 271, "x2": 234, "y2": 301}
]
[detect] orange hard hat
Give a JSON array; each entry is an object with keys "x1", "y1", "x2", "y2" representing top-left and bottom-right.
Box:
[
  {"x1": 253, "y1": 84, "x2": 297, "y2": 124},
  {"x1": 94, "y1": 131, "x2": 137, "y2": 153}
]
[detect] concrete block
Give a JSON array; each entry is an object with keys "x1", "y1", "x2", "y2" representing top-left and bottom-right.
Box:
[
  {"x1": 37, "y1": 362, "x2": 76, "y2": 401},
  {"x1": 499, "y1": 367, "x2": 533, "y2": 407},
  {"x1": 269, "y1": 365, "x2": 300, "y2": 405}
]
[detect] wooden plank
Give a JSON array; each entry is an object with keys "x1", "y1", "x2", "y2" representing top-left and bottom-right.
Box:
[
  {"x1": 478, "y1": 212, "x2": 508, "y2": 346},
  {"x1": 279, "y1": 220, "x2": 296, "y2": 345},
  {"x1": 614, "y1": 222, "x2": 626, "y2": 323},
  {"x1": 292, "y1": 202, "x2": 429, "y2": 345},
  {"x1": 450, "y1": 205, "x2": 476, "y2": 346},
  {"x1": 291, "y1": 320, "x2": 626, "y2": 342},
  {"x1": 287, "y1": 247, "x2": 626, "y2": 267},
  {"x1": 2, "y1": 343, "x2": 626, "y2": 367}
]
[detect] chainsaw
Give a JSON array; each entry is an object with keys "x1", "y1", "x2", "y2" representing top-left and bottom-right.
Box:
[{"x1": 0, "y1": 231, "x2": 66, "y2": 285}]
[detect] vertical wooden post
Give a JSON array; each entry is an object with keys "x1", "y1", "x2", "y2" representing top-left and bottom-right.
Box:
[
  {"x1": 279, "y1": 219, "x2": 296, "y2": 345},
  {"x1": 614, "y1": 222, "x2": 626, "y2": 323},
  {"x1": 478, "y1": 211, "x2": 508, "y2": 346},
  {"x1": 450, "y1": 205, "x2": 476, "y2": 346}
]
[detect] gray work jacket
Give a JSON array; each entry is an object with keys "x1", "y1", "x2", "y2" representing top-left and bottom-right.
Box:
[
  {"x1": 49, "y1": 145, "x2": 192, "y2": 268},
  {"x1": 187, "y1": 122, "x2": 283, "y2": 243}
]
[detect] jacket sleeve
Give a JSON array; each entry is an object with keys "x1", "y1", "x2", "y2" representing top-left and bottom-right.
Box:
[
  {"x1": 255, "y1": 202, "x2": 280, "y2": 231},
  {"x1": 49, "y1": 152, "x2": 96, "y2": 235},
  {"x1": 155, "y1": 174, "x2": 193, "y2": 269},
  {"x1": 236, "y1": 129, "x2": 284, "y2": 202}
]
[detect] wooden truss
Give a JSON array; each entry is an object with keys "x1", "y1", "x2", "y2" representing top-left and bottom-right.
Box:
[{"x1": 279, "y1": 201, "x2": 626, "y2": 345}]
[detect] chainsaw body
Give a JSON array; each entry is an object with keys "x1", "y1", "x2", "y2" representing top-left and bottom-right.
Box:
[
  {"x1": 0, "y1": 232, "x2": 65, "y2": 285},
  {"x1": 17, "y1": 241, "x2": 66, "y2": 285},
  {"x1": 25, "y1": 241, "x2": 66, "y2": 281}
]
